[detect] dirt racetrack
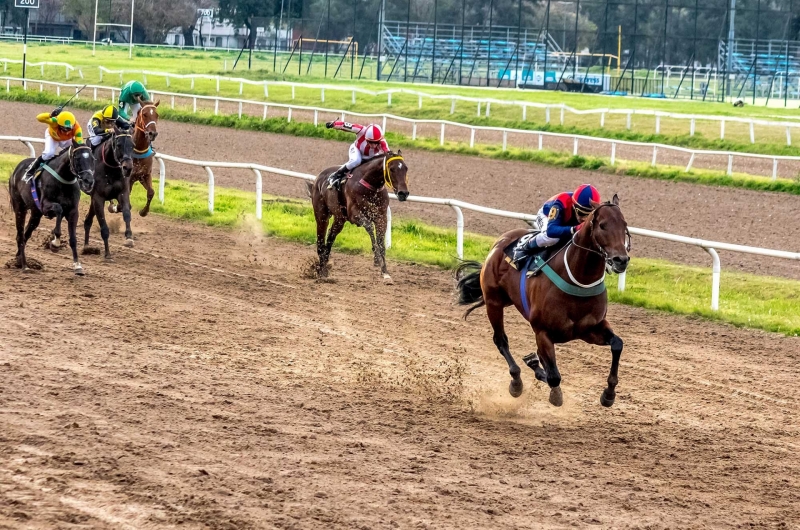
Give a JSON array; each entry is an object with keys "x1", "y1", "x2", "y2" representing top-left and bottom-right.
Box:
[
  {"x1": 1, "y1": 100, "x2": 800, "y2": 280},
  {"x1": 1, "y1": 194, "x2": 799, "y2": 528}
]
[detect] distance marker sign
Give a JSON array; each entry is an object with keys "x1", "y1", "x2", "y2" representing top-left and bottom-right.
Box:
[{"x1": 15, "y1": 0, "x2": 40, "y2": 8}]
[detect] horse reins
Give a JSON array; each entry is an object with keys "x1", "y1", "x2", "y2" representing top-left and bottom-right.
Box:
[
  {"x1": 101, "y1": 132, "x2": 132, "y2": 169},
  {"x1": 69, "y1": 144, "x2": 93, "y2": 181},
  {"x1": 382, "y1": 155, "x2": 406, "y2": 190},
  {"x1": 133, "y1": 104, "x2": 157, "y2": 156}
]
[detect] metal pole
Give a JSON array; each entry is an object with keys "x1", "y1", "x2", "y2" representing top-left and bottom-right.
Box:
[
  {"x1": 726, "y1": 0, "x2": 736, "y2": 98},
  {"x1": 22, "y1": 9, "x2": 29, "y2": 83},
  {"x1": 459, "y1": 0, "x2": 465, "y2": 84},
  {"x1": 600, "y1": 0, "x2": 609, "y2": 91},
  {"x1": 92, "y1": 0, "x2": 99, "y2": 56},
  {"x1": 277, "y1": 0, "x2": 286, "y2": 70},
  {"x1": 515, "y1": 0, "x2": 522, "y2": 86},
  {"x1": 753, "y1": 0, "x2": 760, "y2": 104},
  {"x1": 352, "y1": 0, "x2": 357, "y2": 78},
  {"x1": 378, "y1": 0, "x2": 386, "y2": 80},
  {"x1": 129, "y1": 0, "x2": 135, "y2": 59},
  {"x1": 572, "y1": 0, "x2": 580, "y2": 78},
  {"x1": 325, "y1": 0, "x2": 331, "y2": 77},
  {"x1": 404, "y1": 0, "x2": 410, "y2": 81},
  {"x1": 661, "y1": 0, "x2": 669, "y2": 94},
  {"x1": 785, "y1": 0, "x2": 791, "y2": 107},
  {"x1": 432, "y1": 0, "x2": 438, "y2": 83},
  {"x1": 544, "y1": 0, "x2": 551, "y2": 87},
  {"x1": 631, "y1": 0, "x2": 638, "y2": 92},
  {"x1": 691, "y1": 0, "x2": 699, "y2": 99},
  {"x1": 486, "y1": 0, "x2": 494, "y2": 86}
]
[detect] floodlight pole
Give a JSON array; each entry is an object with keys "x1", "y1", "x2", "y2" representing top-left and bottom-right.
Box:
[
  {"x1": 726, "y1": 0, "x2": 735, "y2": 98},
  {"x1": 92, "y1": 0, "x2": 99, "y2": 56},
  {"x1": 129, "y1": 0, "x2": 135, "y2": 59}
]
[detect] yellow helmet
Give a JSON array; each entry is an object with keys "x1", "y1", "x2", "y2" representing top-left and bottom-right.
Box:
[
  {"x1": 101, "y1": 105, "x2": 119, "y2": 120},
  {"x1": 56, "y1": 111, "x2": 77, "y2": 130}
]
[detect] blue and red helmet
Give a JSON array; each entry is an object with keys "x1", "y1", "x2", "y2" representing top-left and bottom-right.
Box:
[{"x1": 572, "y1": 184, "x2": 600, "y2": 216}]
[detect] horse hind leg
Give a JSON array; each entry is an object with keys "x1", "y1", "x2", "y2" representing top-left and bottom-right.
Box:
[
  {"x1": 534, "y1": 330, "x2": 563, "y2": 407},
  {"x1": 486, "y1": 301, "x2": 523, "y2": 398},
  {"x1": 581, "y1": 321, "x2": 623, "y2": 408},
  {"x1": 140, "y1": 172, "x2": 155, "y2": 217},
  {"x1": 84, "y1": 200, "x2": 96, "y2": 246},
  {"x1": 14, "y1": 207, "x2": 29, "y2": 269}
]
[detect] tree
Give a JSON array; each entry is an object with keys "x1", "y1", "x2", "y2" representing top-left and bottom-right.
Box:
[{"x1": 217, "y1": 0, "x2": 277, "y2": 48}]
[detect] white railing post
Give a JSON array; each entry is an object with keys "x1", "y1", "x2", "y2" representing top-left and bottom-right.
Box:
[
  {"x1": 538, "y1": 133, "x2": 543, "y2": 150},
  {"x1": 263, "y1": 82, "x2": 269, "y2": 98},
  {"x1": 477, "y1": 101, "x2": 481, "y2": 117},
  {"x1": 23, "y1": 141, "x2": 35, "y2": 157},
  {"x1": 440, "y1": 123, "x2": 445, "y2": 145},
  {"x1": 486, "y1": 102, "x2": 491, "y2": 117},
  {"x1": 157, "y1": 157, "x2": 165, "y2": 203},
  {"x1": 720, "y1": 119, "x2": 725, "y2": 139},
  {"x1": 470, "y1": 128, "x2": 475, "y2": 148},
  {"x1": 385, "y1": 206, "x2": 392, "y2": 249},
  {"x1": 573, "y1": 137, "x2": 578, "y2": 156},
  {"x1": 546, "y1": 106, "x2": 550, "y2": 123},
  {"x1": 352, "y1": 90, "x2": 356, "y2": 104},
  {"x1": 600, "y1": 111, "x2": 605, "y2": 128},
  {"x1": 727, "y1": 154, "x2": 733, "y2": 176},
  {"x1": 655, "y1": 115, "x2": 660, "y2": 134},
  {"x1": 611, "y1": 142, "x2": 616, "y2": 165},
  {"x1": 651, "y1": 145, "x2": 657, "y2": 167},
  {"x1": 387, "y1": 93, "x2": 391, "y2": 106},
  {"x1": 450, "y1": 98, "x2": 455, "y2": 114},
  {"x1": 321, "y1": 88, "x2": 325, "y2": 102},
  {"x1": 253, "y1": 169, "x2": 263, "y2": 220},
  {"x1": 787, "y1": 127, "x2": 792, "y2": 146},
  {"x1": 626, "y1": 112, "x2": 631, "y2": 130},
  {"x1": 559, "y1": 106, "x2": 564, "y2": 125},
  {"x1": 705, "y1": 247, "x2": 721, "y2": 311},
  {"x1": 418, "y1": 95, "x2": 423, "y2": 109},
  {"x1": 617, "y1": 270, "x2": 626, "y2": 292},
  {"x1": 193, "y1": 97, "x2": 197, "y2": 113},
  {"x1": 686, "y1": 153, "x2": 695, "y2": 172},
  {"x1": 772, "y1": 158, "x2": 778, "y2": 181},
  {"x1": 382, "y1": 116, "x2": 387, "y2": 133},
  {"x1": 239, "y1": 81, "x2": 243, "y2": 95},
  {"x1": 451, "y1": 204, "x2": 464, "y2": 259},
  {"x1": 263, "y1": 105, "x2": 268, "y2": 120},
  {"x1": 314, "y1": 109, "x2": 318, "y2": 126},
  {"x1": 690, "y1": 118, "x2": 695, "y2": 136},
  {"x1": 205, "y1": 166, "x2": 215, "y2": 213},
  {"x1": 749, "y1": 120, "x2": 755, "y2": 144},
  {"x1": 412, "y1": 123, "x2": 417, "y2": 140},
  {"x1": 287, "y1": 108, "x2": 292, "y2": 122},
  {"x1": 238, "y1": 101, "x2": 242, "y2": 119},
  {"x1": 522, "y1": 104, "x2": 527, "y2": 121},
  {"x1": 214, "y1": 99, "x2": 219, "y2": 115},
  {"x1": 216, "y1": 77, "x2": 220, "y2": 92},
  {"x1": 502, "y1": 131, "x2": 508, "y2": 151}
]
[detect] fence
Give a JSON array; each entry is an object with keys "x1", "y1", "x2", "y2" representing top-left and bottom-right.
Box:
[
  {"x1": 4, "y1": 134, "x2": 799, "y2": 312},
  {"x1": 6, "y1": 76, "x2": 800, "y2": 180},
  {"x1": 7, "y1": 59, "x2": 800, "y2": 146}
]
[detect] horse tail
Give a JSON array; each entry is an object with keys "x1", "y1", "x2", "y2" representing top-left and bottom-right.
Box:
[
  {"x1": 454, "y1": 260, "x2": 485, "y2": 319},
  {"x1": 305, "y1": 180, "x2": 313, "y2": 198}
]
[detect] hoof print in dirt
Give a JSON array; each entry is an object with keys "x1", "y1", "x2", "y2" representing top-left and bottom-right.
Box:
[
  {"x1": 5, "y1": 258, "x2": 44, "y2": 271},
  {"x1": 82, "y1": 247, "x2": 102, "y2": 256}
]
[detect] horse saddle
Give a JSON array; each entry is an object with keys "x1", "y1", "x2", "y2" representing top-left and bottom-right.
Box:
[
  {"x1": 22, "y1": 169, "x2": 44, "y2": 212},
  {"x1": 503, "y1": 231, "x2": 568, "y2": 277}
]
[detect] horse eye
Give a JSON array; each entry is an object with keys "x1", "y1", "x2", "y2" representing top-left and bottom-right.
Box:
[{"x1": 599, "y1": 222, "x2": 607, "y2": 230}]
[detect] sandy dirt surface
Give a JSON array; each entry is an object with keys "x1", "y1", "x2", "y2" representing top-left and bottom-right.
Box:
[
  {"x1": 1, "y1": 194, "x2": 799, "y2": 528},
  {"x1": 2, "y1": 100, "x2": 799, "y2": 280}
]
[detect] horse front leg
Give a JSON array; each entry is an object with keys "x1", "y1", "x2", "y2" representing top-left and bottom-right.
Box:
[
  {"x1": 83, "y1": 199, "x2": 96, "y2": 246},
  {"x1": 324, "y1": 216, "x2": 347, "y2": 267},
  {"x1": 14, "y1": 207, "x2": 30, "y2": 269},
  {"x1": 486, "y1": 300, "x2": 523, "y2": 398},
  {"x1": 91, "y1": 195, "x2": 112, "y2": 260},
  {"x1": 118, "y1": 188, "x2": 134, "y2": 247},
  {"x1": 314, "y1": 210, "x2": 331, "y2": 276},
  {"x1": 534, "y1": 330, "x2": 563, "y2": 407},
  {"x1": 581, "y1": 320, "x2": 624, "y2": 408},
  {"x1": 373, "y1": 214, "x2": 390, "y2": 280},
  {"x1": 139, "y1": 170, "x2": 155, "y2": 217},
  {"x1": 67, "y1": 208, "x2": 84, "y2": 275}
]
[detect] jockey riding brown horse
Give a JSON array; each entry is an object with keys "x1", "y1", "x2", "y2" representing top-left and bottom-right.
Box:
[
  {"x1": 309, "y1": 151, "x2": 409, "y2": 281},
  {"x1": 117, "y1": 101, "x2": 159, "y2": 216},
  {"x1": 455, "y1": 196, "x2": 630, "y2": 407}
]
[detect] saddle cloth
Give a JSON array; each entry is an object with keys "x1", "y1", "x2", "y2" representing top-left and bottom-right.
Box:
[{"x1": 503, "y1": 230, "x2": 569, "y2": 277}]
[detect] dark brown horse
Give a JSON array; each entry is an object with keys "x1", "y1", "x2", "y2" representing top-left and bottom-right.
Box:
[
  {"x1": 8, "y1": 142, "x2": 95, "y2": 275},
  {"x1": 123, "y1": 101, "x2": 159, "y2": 217},
  {"x1": 84, "y1": 129, "x2": 134, "y2": 259},
  {"x1": 455, "y1": 196, "x2": 630, "y2": 407},
  {"x1": 308, "y1": 151, "x2": 409, "y2": 281}
]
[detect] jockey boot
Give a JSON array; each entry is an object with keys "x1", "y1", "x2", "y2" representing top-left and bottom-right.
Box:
[
  {"x1": 513, "y1": 234, "x2": 541, "y2": 263},
  {"x1": 326, "y1": 166, "x2": 348, "y2": 190},
  {"x1": 24, "y1": 155, "x2": 44, "y2": 182}
]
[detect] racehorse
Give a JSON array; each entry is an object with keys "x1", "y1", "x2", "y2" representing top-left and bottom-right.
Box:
[
  {"x1": 84, "y1": 129, "x2": 134, "y2": 259},
  {"x1": 7, "y1": 142, "x2": 95, "y2": 275},
  {"x1": 308, "y1": 151, "x2": 409, "y2": 281},
  {"x1": 124, "y1": 101, "x2": 159, "y2": 217},
  {"x1": 455, "y1": 196, "x2": 631, "y2": 407}
]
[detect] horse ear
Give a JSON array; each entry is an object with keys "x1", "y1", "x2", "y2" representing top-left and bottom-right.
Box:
[
  {"x1": 154, "y1": 100, "x2": 161, "y2": 107},
  {"x1": 612, "y1": 193, "x2": 620, "y2": 206},
  {"x1": 397, "y1": 149, "x2": 402, "y2": 156}
]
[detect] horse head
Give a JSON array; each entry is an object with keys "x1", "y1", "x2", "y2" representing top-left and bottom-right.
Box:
[
  {"x1": 587, "y1": 194, "x2": 630, "y2": 274},
  {"x1": 136, "y1": 100, "x2": 160, "y2": 143},
  {"x1": 70, "y1": 142, "x2": 95, "y2": 194},
  {"x1": 385, "y1": 150, "x2": 409, "y2": 201},
  {"x1": 112, "y1": 127, "x2": 134, "y2": 174}
]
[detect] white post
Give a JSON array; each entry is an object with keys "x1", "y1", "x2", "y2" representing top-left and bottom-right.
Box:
[
  {"x1": 440, "y1": 123, "x2": 445, "y2": 145},
  {"x1": 651, "y1": 145, "x2": 657, "y2": 167},
  {"x1": 787, "y1": 127, "x2": 792, "y2": 146},
  {"x1": 238, "y1": 101, "x2": 242, "y2": 119},
  {"x1": 538, "y1": 133, "x2": 543, "y2": 150},
  {"x1": 292, "y1": 85, "x2": 295, "y2": 99},
  {"x1": 626, "y1": 112, "x2": 632, "y2": 130},
  {"x1": 382, "y1": 116, "x2": 387, "y2": 132},
  {"x1": 205, "y1": 167, "x2": 215, "y2": 213},
  {"x1": 157, "y1": 157, "x2": 165, "y2": 203},
  {"x1": 451, "y1": 205, "x2": 464, "y2": 259},
  {"x1": 193, "y1": 97, "x2": 197, "y2": 113},
  {"x1": 239, "y1": 81, "x2": 243, "y2": 95},
  {"x1": 23, "y1": 141, "x2": 35, "y2": 157},
  {"x1": 287, "y1": 108, "x2": 292, "y2": 122},
  {"x1": 321, "y1": 88, "x2": 326, "y2": 101},
  {"x1": 617, "y1": 270, "x2": 626, "y2": 292},
  {"x1": 57, "y1": 86, "x2": 60, "y2": 96},
  {"x1": 772, "y1": 158, "x2": 778, "y2": 180},
  {"x1": 92, "y1": 0, "x2": 98, "y2": 56},
  {"x1": 705, "y1": 247, "x2": 721, "y2": 311},
  {"x1": 559, "y1": 106, "x2": 564, "y2": 125},
  {"x1": 450, "y1": 99, "x2": 456, "y2": 114},
  {"x1": 611, "y1": 142, "x2": 616, "y2": 165},
  {"x1": 170, "y1": 95, "x2": 174, "y2": 109},
  {"x1": 502, "y1": 131, "x2": 508, "y2": 151},
  {"x1": 720, "y1": 119, "x2": 725, "y2": 139},
  {"x1": 655, "y1": 115, "x2": 660, "y2": 134},
  {"x1": 573, "y1": 137, "x2": 578, "y2": 156},
  {"x1": 214, "y1": 99, "x2": 219, "y2": 115},
  {"x1": 387, "y1": 93, "x2": 391, "y2": 106},
  {"x1": 264, "y1": 83, "x2": 268, "y2": 97},
  {"x1": 522, "y1": 105, "x2": 527, "y2": 121},
  {"x1": 216, "y1": 77, "x2": 220, "y2": 92},
  {"x1": 385, "y1": 206, "x2": 392, "y2": 249},
  {"x1": 477, "y1": 101, "x2": 481, "y2": 116},
  {"x1": 600, "y1": 111, "x2": 605, "y2": 128},
  {"x1": 352, "y1": 90, "x2": 356, "y2": 104},
  {"x1": 470, "y1": 128, "x2": 475, "y2": 148},
  {"x1": 685, "y1": 153, "x2": 695, "y2": 172},
  {"x1": 253, "y1": 169, "x2": 263, "y2": 220},
  {"x1": 191, "y1": 78, "x2": 195, "y2": 89},
  {"x1": 486, "y1": 102, "x2": 491, "y2": 117},
  {"x1": 727, "y1": 154, "x2": 733, "y2": 176},
  {"x1": 263, "y1": 105, "x2": 268, "y2": 120},
  {"x1": 749, "y1": 120, "x2": 755, "y2": 143},
  {"x1": 128, "y1": 0, "x2": 134, "y2": 59},
  {"x1": 419, "y1": 95, "x2": 423, "y2": 109},
  {"x1": 690, "y1": 118, "x2": 696, "y2": 136},
  {"x1": 412, "y1": 123, "x2": 417, "y2": 140},
  {"x1": 314, "y1": 109, "x2": 318, "y2": 126},
  {"x1": 546, "y1": 106, "x2": 550, "y2": 123}
]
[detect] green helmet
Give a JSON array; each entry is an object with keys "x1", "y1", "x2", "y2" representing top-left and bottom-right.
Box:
[{"x1": 123, "y1": 80, "x2": 146, "y2": 94}]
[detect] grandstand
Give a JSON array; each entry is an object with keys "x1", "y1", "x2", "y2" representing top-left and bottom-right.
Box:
[
  {"x1": 379, "y1": 20, "x2": 567, "y2": 85},
  {"x1": 718, "y1": 38, "x2": 800, "y2": 99}
]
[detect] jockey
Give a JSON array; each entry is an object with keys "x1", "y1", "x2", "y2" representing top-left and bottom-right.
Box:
[
  {"x1": 87, "y1": 104, "x2": 129, "y2": 147},
  {"x1": 25, "y1": 108, "x2": 84, "y2": 179},
  {"x1": 516, "y1": 184, "x2": 601, "y2": 259},
  {"x1": 119, "y1": 80, "x2": 151, "y2": 123},
  {"x1": 324, "y1": 120, "x2": 389, "y2": 190}
]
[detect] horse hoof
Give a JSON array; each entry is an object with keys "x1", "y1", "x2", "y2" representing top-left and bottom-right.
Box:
[
  {"x1": 509, "y1": 379, "x2": 523, "y2": 398},
  {"x1": 124, "y1": 238, "x2": 134, "y2": 248},
  {"x1": 51, "y1": 238, "x2": 61, "y2": 248},
  {"x1": 74, "y1": 267, "x2": 85, "y2": 276},
  {"x1": 108, "y1": 204, "x2": 118, "y2": 214},
  {"x1": 549, "y1": 386, "x2": 563, "y2": 407},
  {"x1": 382, "y1": 273, "x2": 394, "y2": 284},
  {"x1": 600, "y1": 389, "x2": 616, "y2": 408},
  {"x1": 139, "y1": 209, "x2": 149, "y2": 217},
  {"x1": 104, "y1": 255, "x2": 114, "y2": 262}
]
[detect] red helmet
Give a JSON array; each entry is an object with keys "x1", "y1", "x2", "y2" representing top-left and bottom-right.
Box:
[
  {"x1": 364, "y1": 124, "x2": 384, "y2": 143},
  {"x1": 572, "y1": 184, "x2": 600, "y2": 216}
]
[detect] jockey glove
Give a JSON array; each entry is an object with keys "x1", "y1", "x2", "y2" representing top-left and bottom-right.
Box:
[
  {"x1": 50, "y1": 108, "x2": 61, "y2": 118},
  {"x1": 325, "y1": 122, "x2": 334, "y2": 129}
]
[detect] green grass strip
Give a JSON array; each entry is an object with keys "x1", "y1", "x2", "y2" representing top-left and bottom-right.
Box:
[
  {"x1": 4, "y1": 88, "x2": 800, "y2": 196},
  {"x1": 0, "y1": 152, "x2": 796, "y2": 336}
]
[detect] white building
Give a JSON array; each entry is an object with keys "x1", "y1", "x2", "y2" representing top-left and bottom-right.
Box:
[{"x1": 166, "y1": 16, "x2": 290, "y2": 50}]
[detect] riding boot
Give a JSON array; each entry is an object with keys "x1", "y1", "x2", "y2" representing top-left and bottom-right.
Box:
[
  {"x1": 513, "y1": 235, "x2": 541, "y2": 263},
  {"x1": 24, "y1": 155, "x2": 44, "y2": 182},
  {"x1": 327, "y1": 166, "x2": 348, "y2": 190}
]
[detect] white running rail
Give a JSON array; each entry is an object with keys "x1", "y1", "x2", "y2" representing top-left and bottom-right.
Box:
[
  {"x1": 4, "y1": 76, "x2": 800, "y2": 181},
  {"x1": 6, "y1": 59, "x2": 800, "y2": 144},
  {"x1": 3, "y1": 134, "x2": 799, "y2": 311}
]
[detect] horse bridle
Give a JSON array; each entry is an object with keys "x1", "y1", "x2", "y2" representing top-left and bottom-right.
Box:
[
  {"x1": 101, "y1": 132, "x2": 132, "y2": 169},
  {"x1": 135, "y1": 103, "x2": 158, "y2": 134},
  {"x1": 570, "y1": 203, "x2": 632, "y2": 265},
  {"x1": 69, "y1": 144, "x2": 94, "y2": 180},
  {"x1": 382, "y1": 155, "x2": 407, "y2": 191}
]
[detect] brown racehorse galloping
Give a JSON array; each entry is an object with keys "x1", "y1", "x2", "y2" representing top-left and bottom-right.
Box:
[
  {"x1": 125, "y1": 101, "x2": 159, "y2": 216},
  {"x1": 308, "y1": 151, "x2": 409, "y2": 281},
  {"x1": 455, "y1": 196, "x2": 631, "y2": 407}
]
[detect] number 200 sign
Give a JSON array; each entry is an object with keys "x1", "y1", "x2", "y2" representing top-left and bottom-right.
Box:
[{"x1": 15, "y1": 0, "x2": 40, "y2": 8}]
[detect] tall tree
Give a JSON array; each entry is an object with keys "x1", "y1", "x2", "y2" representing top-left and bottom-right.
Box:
[{"x1": 217, "y1": 0, "x2": 277, "y2": 48}]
